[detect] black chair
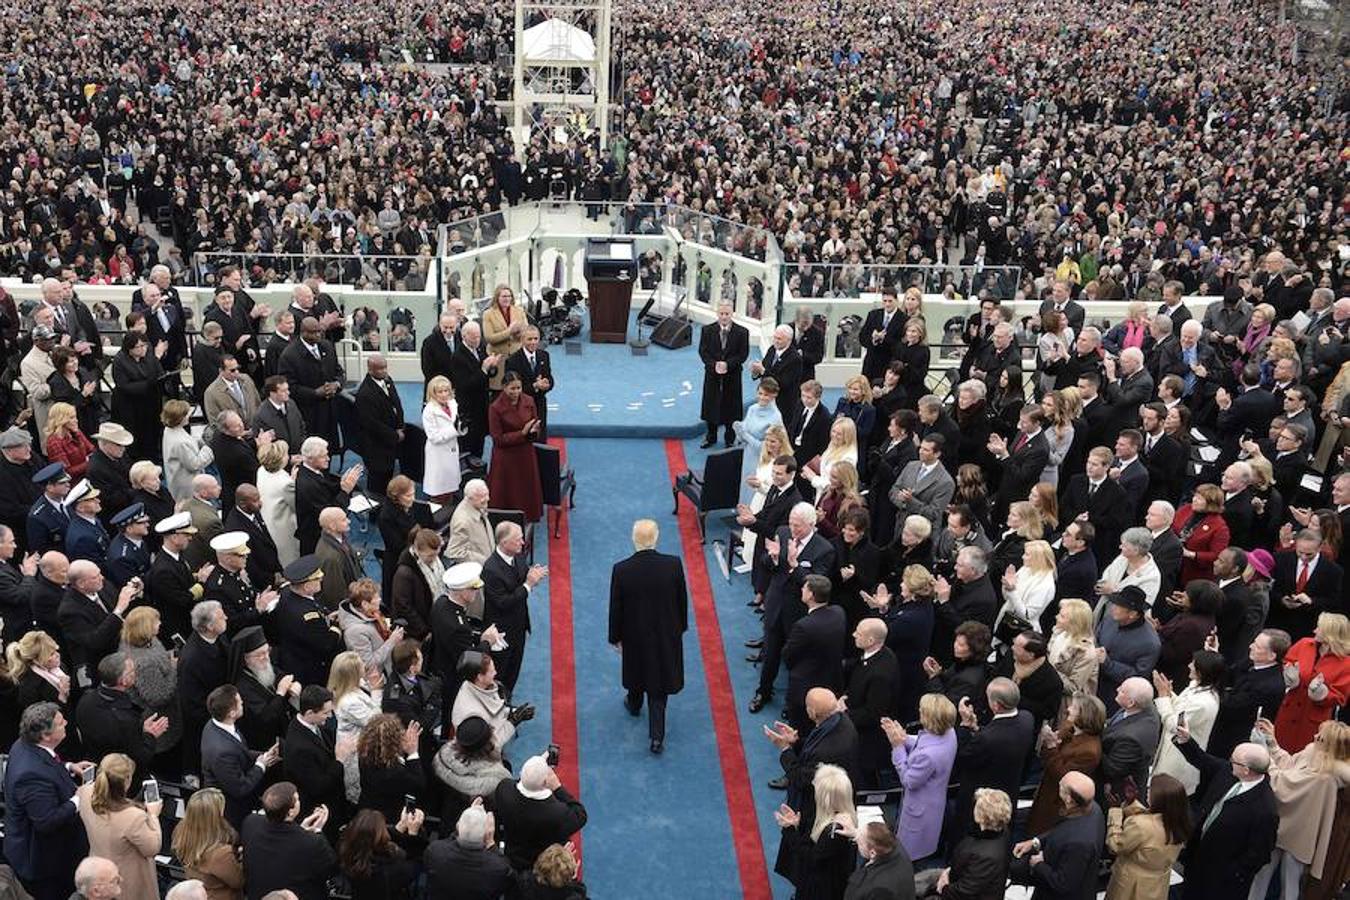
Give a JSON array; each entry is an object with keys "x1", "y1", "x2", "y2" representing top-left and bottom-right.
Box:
[
  {"x1": 671, "y1": 446, "x2": 743, "y2": 542},
  {"x1": 535, "y1": 442, "x2": 577, "y2": 538},
  {"x1": 488, "y1": 508, "x2": 535, "y2": 566},
  {"x1": 335, "y1": 390, "x2": 360, "y2": 465},
  {"x1": 399, "y1": 422, "x2": 428, "y2": 483}
]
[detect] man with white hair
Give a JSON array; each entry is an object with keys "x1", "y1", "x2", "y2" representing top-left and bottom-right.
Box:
[
  {"x1": 1156, "y1": 317, "x2": 1219, "y2": 401},
  {"x1": 1102, "y1": 345, "x2": 1154, "y2": 434},
  {"x1": 294, "y1": 436, "x2": 361, "y2": 555},
  {"x1": 71, "y1": 856, "x2": 120, "y2": 899},
  {"x1": 482, "y1": 521, "x2": 548, "y2": 693},
  {"x1": 1099, "y1": 675, "x2": 1161, "y2": 802},
  {"x1": 750, "y1": 501, "x2": 836, "y2": 714},
  {"x1": 39, "y1": 276, "x2": 99, "y2": 369},
  {"x1": 183, "y1": 474, "x2": 225, "y2": 568},
  {"x1": 263, "y1": 309, "x2": 296, "y2": 379},
  {"x1": 1143, "y1": 500, "x2": 1183, "y2": 598},
  {"x1": 1220, "y1": 461, "x2": 1257, "y2": 549},
  {"x1": 132, "y1": 265, "x2": 188, "y2": 368},
  {"x1": 449, "y1": 320, "x2": 497, "y2": 461},
  {"x1": 749, "y1": 324, "x2": 802, "y2": 419},
  {"x1": 165, "y1": 880, "x2": 208, "y2": 900},
  {"x1": 424, "y1": 800, "x2": 514, "y2": 896},
  {"x1": 447, "y1": 479, "x2": 494, "y2": 565},
  {"x1": 490, "y1": 754, "x2": 588, "y2": 871},
  {"x1": 421, "y1": 312, "x2": 460, "y2": 382}
]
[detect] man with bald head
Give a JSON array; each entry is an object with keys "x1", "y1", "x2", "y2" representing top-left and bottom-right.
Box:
[
  {"x1": 57, "y1": 559, "x2": 137, "y2": 680},
  {"x1": 765, "y1": 686, "x2": 859, "y2": 801},
  {"x1": 354, "y1": 353, "x2": 405, "y2": 495},
  {"x1": 224, "y1": 484, "x2": 281, "y2": 587},
  {"x1": 844, "y1": 617, "x2": 900, "y2": 788},
  {"x1": 1174, "y1": 730, "x2": 1277, "y2": 899},
  {"x1": 315, "y1": 507, "x2": 361, "y2": 609},
  {"x1": 278, "y1": 315, "x2": 344, "y2": 448},
  {"x1": 1010, "y1": 770, "x2": 1104, "y2": 898},
  {"x1": 449, "y1": 319, "x2": 496, "y2": 461}
]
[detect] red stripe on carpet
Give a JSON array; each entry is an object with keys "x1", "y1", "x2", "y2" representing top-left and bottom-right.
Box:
[
  {"x1": 546, "y1": 437, "x2": 583, "y2": 866},
  {"x1": 663, "y1": 439, "x2": 772, "y2": 900}
]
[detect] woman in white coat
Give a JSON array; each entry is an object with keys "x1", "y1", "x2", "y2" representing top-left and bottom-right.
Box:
[
  {"x1": 422, "y1": 375, "x2": 461, "y2": 502},
  {"x1": 256, "y1": 440, "x2": 301, "y2": 567},
  {"x1": 996, "y1": 539, "x2": 1058, "y2": 639},
  {"x1": 329, "y1": 651, "x2": 383, "y2": 743},
  {"x1": 1151, "y1": 650, "x2": 1224, "y2": 795},
  {"x1": 160, "y1": 399, "x2": 214, "y2": 502}
]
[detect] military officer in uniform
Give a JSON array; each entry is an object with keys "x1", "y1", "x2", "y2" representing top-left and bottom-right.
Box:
[
  {"x1": 429, "y1": 562, "x2": 502, "y2": 713},
  {"x1": 147, "y1": 512, "x2": 214, "y2": 640},
  {"x1": 64, "y1": 479, "x2": 109, "y2": 565},
  {"x1": 272, "y1": 554, "x2": 343, "y2": 687},
  {"x1": 203, "y1": 531, "x2": 279, "y2": 637},
  {"x1": 27, "y1": 462, "x2": 72, "y2": 555},
  {"x1": 106, "y1": 503, "x2": 152, "y2": 588}
]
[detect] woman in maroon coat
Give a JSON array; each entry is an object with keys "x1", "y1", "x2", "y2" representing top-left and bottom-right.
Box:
[
  {"x1": 487, "y1": 372, "x2": 543, "y2": 521},
  {"x1": 1172, "y1": 483, "x2": 1231, "y2": 584}
]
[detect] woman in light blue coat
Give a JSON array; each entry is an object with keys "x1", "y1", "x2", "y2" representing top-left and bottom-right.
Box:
[
  {"x1": 733, "y1": 379, "x2": 784, "y2": 493},
  {"x1": 885, "y1": 692, "x2": 958, "y2": 862}
]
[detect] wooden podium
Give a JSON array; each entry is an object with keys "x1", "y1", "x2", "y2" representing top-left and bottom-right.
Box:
[{"x1": 583, "y1": 238, "x2": 639, "y2": 343}]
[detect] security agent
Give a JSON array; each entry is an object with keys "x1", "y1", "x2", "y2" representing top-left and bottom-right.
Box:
[
  {"x1": 27, "y1": 462, "x2": 71, "y2": 555},
  {"x1": 106, "y1": 503, "x2": 152, "y2": 588},
  {"x1": 63, "y1": 479, "x2": 110, "y2": 565}
]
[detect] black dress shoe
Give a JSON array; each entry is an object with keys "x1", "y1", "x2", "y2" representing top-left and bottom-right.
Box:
[
  {"x1": 623, "y1": 697, "x2": 641, "y2": 717},
  {"x1": 749, "y1": 692, "x2": 771, "y2": 713},
  {"x1": 699, "y1": 437, "x2": 716, "y2": 449},
  {"x1": 650, "y1": 740, "x2": 664, "y2": 755},
  {"x1": 768, "y1": 775, "x2": 789, "y2": 790},
  {"x1": 745, "y1": 652, "x2": 762, "y2": 663},
  {"x1": 744, "y1": 638, "x2": 764, "y2": 649}
]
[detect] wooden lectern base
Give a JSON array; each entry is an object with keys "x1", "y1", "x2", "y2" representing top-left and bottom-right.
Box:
[{"x1": 587, "y1": 279, "x2": 633, "y2": 343}]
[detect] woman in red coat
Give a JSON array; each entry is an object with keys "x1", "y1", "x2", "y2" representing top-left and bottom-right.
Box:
[
  {"x1": 1172, "y1": 483, "x2": 1231, "y2": 584},
  {"x1": 486, "y1": 372, "x2": 543, "y2": 522},
  {"x1": 1275, "y1": 612, "x2": 1350, "y2": 752},
  {"x1": 43, "y1": 401, "x2": 95, "y2": 479}
]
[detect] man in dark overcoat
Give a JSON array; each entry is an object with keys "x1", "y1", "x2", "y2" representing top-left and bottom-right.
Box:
[
  {"x1": 608, "y1": 519, "x2": 689, "y2": 753},
  {"x1": 698, "y1": 302, "x2": 750, "y2": 448}
]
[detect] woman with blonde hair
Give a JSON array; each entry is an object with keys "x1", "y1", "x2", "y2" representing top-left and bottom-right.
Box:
[
  {"x1": 1275, "y1": 612, "x2": 1350, "y2": 752},
  {"x1": 814, "y1": 460, "x2": 862, "y2": 540},
  {"x1": 832, "y1": 375, "x2": 876, "y2": 446},
  {"x1": 329, "y1": 650, "x2": 383, "y2": 742},
  {"x1": 1048, "y1": 599, "x2": 1099, "y2": 700},
  {"x1": 773, "y1": 763, "x2": 857, "y2": 898},
  {"x1": 162, "y1": 398, "x2": 214, "y2": 501},
  {"x1": 1040, "y1": 388, "x2": 1082, "y2": 488},
  {"x1": 422, "y1": 374, "x2": 461, "y2": 502},
  {"x1": 997, "y1": 539, "x2": 1057, "y2": 638},
  {"x1": 128, "y1": 460, "x2": 175, "y2": 533},
  {"x1": 1235, "y1": 302, "x2": 1277, "y2": 377},
  {"x1": 523, "y1": 844, "x2": 589, "y2": 898},
  {"x1": 1103, "y1": 300, "x2": 1151, "y2": 354},
  {"x1": 42, "y1": 401, "x2": 94, "y2": 474},
  {"x1": 990, "y1": 500, "x2": 1044, "y2": 596},
  {"x1": 482, "y1": 283, "x2": 524, "y2": 389},
  {"x1": 808, "y1": 416, "x2": 859, "y2": 492},
  {"x1": 885, "y1": 694, "x2": 958, "y2": 862},
  {"x1": 256, "y1": 439, "x2": 299, "y2": 566},
  {"x1": 77, "y1": 753, "x2": 163, "y2": 899},
  {"x1": 172, "y1": 787, "x2": 243, "y2": 900},
  {"x1": 120, "y1": 606, "x2": 180, "y2": 754},
  {"x1": 8, "y1": 631, "x2": 72, "y2": 722},
  {"x1": 1247, "y1": 719, "x2": 1350, "y2": 900}
]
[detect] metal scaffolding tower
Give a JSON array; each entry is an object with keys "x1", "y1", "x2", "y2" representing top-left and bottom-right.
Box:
[{"x1": 511, "y1": 0, "x2": 613, "y2": 154}]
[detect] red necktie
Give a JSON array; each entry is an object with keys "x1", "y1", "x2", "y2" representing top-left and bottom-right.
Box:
[
  {"x1": 1296, "y1": 562, "x2": 1310, "y2": 593},
  {"x1": 1012, "y1": 432, "x2": 1028, "y2": 453}
]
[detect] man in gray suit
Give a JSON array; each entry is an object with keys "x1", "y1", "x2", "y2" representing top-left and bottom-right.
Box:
[
  {"x1": 446, "y1": 480, "x2": 495, "y2": 565},
  {"x1": 1098, "y1": 676, "x2": 1162, "y2": 803},
  {"x1": 887, "y1": 434, "x2": 955, "y2": 532},
  {"x1": 203, "y1": 354, "x2": 262, "y2": 429}
]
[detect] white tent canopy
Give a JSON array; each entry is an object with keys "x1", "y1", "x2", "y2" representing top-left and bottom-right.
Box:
[{"x1": 522, "y1": 18, "x2": 595, "y2": 63}]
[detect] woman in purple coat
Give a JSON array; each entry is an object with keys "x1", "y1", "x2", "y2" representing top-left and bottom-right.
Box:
[{"x1": 883, "y1": 692, "x2": 959, "y2": 862}]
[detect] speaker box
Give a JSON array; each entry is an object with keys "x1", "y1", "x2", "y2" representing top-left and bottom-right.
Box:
[{"x1": 650, "y1": 317, "x2": 692, "y2": 349}]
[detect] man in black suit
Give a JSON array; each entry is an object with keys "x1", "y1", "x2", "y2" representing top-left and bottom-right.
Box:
[
  {"x1": 1060, "y1": 448, "x2": 1131, "y2": 567},
  {"x1": 1075, "y1": 372, "x2": 1115, "y2": 451},
  {"x1": 1041, "y1": 326, "x2": 1105, "y2": 390},
  {"x1": 1207, "y1": 628, "x2": 1290, "y2": 759},
  {"x1": 75, "y1": 652, "x2": 167, "y2": 783},
  {"x1": 1102, "y1": 347, "x2": 1154, "y2": 433},
  {"x1": 278, "y1": 316, "x2": 344, "y2": 449},
  {"x1": 1174, "y1": 732, "x2": 1277, "y2": 900},
  {"x1": 1110, "y1": 430, "x2": 1150, "y2": 522},
  {"x1": 56, "y1": 560, "x2": 136, "y2": 684},
  {"x1": 209, "y1": 411, "x2": 263, "y2": 512},
  {"x1": 751, "y1": 325, "x2": 802, "y2": 420},
  {"x1": 224, "y1": 485, "x2": 281, "y2": 588},
  {"x1": 482, "y1": 521, "x2": 547, "y2": 693},
  {"x1": 491, "y1": 755, "x2": 588, "y2": 871},
  {"x1": 263, "y1": 309, "x2": 296, "y2": 379},
  {"x1": 254, "y1": 376, "x2": 308, "y2": 453},
  {"x1": 132, "y1": 267, "x2": 189, "y2": 370},
  {"x1": 1211, "y1": 548, "x2": 1261, "y2": 662},
  {"x1": 1156, "y1": 280, "x2": 1194, "y2": 333},
  {"x1": 283, "y1": 685, "x2": 347, "y2": 819},
  {"x1": 750, "y1": 503, "x2": 836, "y2": 714},
  {"x1": 764, "y1": 686, "x2": 859, "y2": 801},
  {"x1": 241, "y1": 782, "x2": 337, "y2": 900},
  {"x1": 1037, "y1": 279, "x2": 1087, "y2": 335},
  {"x1": 967, "y1": 321, "x2": 1019, "y2": 396},
  {"x1": 1220, "y1": 462, "x2": 1258, "y2": 550},
  {"x1": 933, "y1": 546, "x2": 999, "y2": 663},
  {"x1": 608, "y1": 519, "x2": 688, "y2": 753},
  {"x1": 504, "y1": 326, "x2": 555, "y2": 441},
  {"x1": 201, "y1": 684, "x2": 281, "y2": 827},
  {"x1": 294, "y1": 438, "x2": 360, "y2": 555},
  {"x1": 1215, "y1": 366, "x2": 1282, "y2": 465},
  {"x1": 449, "y1": 321, "x2": 497, "y2": 461},
  {"x1": 1046, "y1": 522, "x2": 1098, "y2": 632},
  {"x1": 270, "y1": 557, "x2": 342, "y2": 689},
  {"x1": 178, "y1": 599, "x2": 229, "y2": 778},
  {"x1": 3, "y1": 703, "x2": 90, "y2": 900},
  {"x1": 421, "y1": 313, "x2": 460, "y2": 382},
  {"x1": 424, "y1": 803, "x2": 515, "y2": 898},
  {"x1": 1143, "y1": 500, "x2": 1184, "y2": 600},
  {"x1": 697, "y1": 302, "x2": 751, "y2": 448},
  {"x1": 787, "y1": 381, "x2": 831, "y2": 484},
  {"x1": 1267, "y1": 532, "x2": 1345, "y2": 641},
  {"x1": 781, "y1": 575, "x2": 847, "y2": 734},
  {"x1": 735, "y1": 456, "x2": 803, "y2": 604},
  {"x1": 917, "y1": 395, "x2": 962, "y2": 475},
  {"x1": 860, "y1": 287, "x2": 907, "y2": 381},
  {"x1": 844, "y1": 617, "x2": 900, "y2": 789},
  {"x1": 353, "y1": 354, "x2": 405, "y2": 496},
  {"x1": 1009, "y1": 771, "x2": 1104, "y2": 900},
  {"x1": 950, "y1": 678, "x2": 1035, "y2": 847},
  {"x1": 988, "y1": 404, "x2": 1051, "y2": 522},
  {"x1": 1098, "y1": 677, "x2": 1162, "y2": 802},
  {"x1": 1139, "y1": 403, "x2": 1185, "y2": 505}
]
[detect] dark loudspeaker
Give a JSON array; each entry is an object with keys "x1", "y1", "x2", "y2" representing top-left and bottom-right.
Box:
[{"x1": 649, "y1": 317, "x2": 692, "y2": 349}]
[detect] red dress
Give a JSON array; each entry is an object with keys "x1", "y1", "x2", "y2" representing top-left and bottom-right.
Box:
[
  {"x1": 487, "y1": 393, "x2": 543, "y2": 521},
  {"x1": 1171, "y1": 506, "x2": 1230, "y2": 584},
  {"x1": 45, "y1": 429, "x2": 95, "y2": 480},
  {"x1": 1275, "y1": 638, "x2": 1350, "y2": 752}
]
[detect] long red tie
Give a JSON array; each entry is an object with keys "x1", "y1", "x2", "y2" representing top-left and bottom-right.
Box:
[
  {"x1": 1012, "y1": 432, "x2": 1028, "y2": 454},
  {"x1": 1296, "y1": 562, "x2": 1310, "y2": 594}
]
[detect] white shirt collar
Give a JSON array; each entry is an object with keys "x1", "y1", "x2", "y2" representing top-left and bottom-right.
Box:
[{"x1": 496, "y1": 548, "x2": 515, "y2": 565}]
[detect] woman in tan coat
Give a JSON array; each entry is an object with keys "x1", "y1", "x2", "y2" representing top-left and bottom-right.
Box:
[
  {"x1": 481, "y1": 283, "x2": 524, "y2": 390},
  {"x1": 1247, "y1": 719, "x2": 1350, "y2": 900},
  {"x1": 1026, "y1": 693, "x2": 1106, "y2": 834},
  {"x1": 171, "y1": 788, "x2": 245, "y2": 900},
  {"x1": 76, "y1": 753, "x2": 163, "y2": 900},
  {"x1": 1047, "y1": 598, "x2": 1099, "y2": 711},
  {"x1": 1105, "y1": 773, "x2": 1191, "y2": 900}
]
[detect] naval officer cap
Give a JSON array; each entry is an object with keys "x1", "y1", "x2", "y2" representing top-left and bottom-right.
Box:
[
  {"x1": 154, "y1": 511, "x2": 197, "y2": 535},
  {"x1": 111, "y1": 503, "x2": 149, "y2": 528},
  {"x1": 64, "y1": 479, "x2": 100, "y2": 507},
  {"x1": 443, "y1": 561, "x2": 484, "y2": 591}
]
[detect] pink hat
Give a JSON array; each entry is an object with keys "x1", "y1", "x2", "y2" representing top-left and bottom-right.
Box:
[{"x1": 1247, "y1": 548, "x2": 1274, "y2": 580}]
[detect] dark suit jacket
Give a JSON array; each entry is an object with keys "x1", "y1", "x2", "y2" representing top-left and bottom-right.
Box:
[
  {"x1": 1267, "y1": 552, "x2": 1345, "y2": 641},
  {"x1": 294, "y1": 465, "x2": 350, "y2": 555},
  {"x1": 482, "y1": 551, "x2": 531, "y2": 637},
  {"x1": 278, "y1": 338, "x2": 343, "y2": 445},
  {"x1": 1038, "y1": 299, "x2": 1086, "y2": 334},
  {"x1": 424, "y1": 838, "x2": 515, "y2": 899},
  {"x1": 608, "y1": 549, "x2": 687, "y2": 696},
  {"x1": 1207, "y1": 661, "x2": 1286, "y2": 759},
  {"x1": 1150, "y1": 528, "x2": 1184, "y2": 599},
  {"x1": 420, "y1": 330, "x2": 458, "y2": 382},
  {"x1": 491, "y1": 781, "x2": 588, "y2": 871},
  {"x1": 283, "y1": 717, "x2": 345, "y2": 815},
  {"x1": 353, "y1": 375, "x2": 406, "y2": 468},
  {"x1": 757, "y1": 345, "x2": 803, "y2": 419},
  {"x1": 241, "y1": 813, "x2": 338, "y2": 900},
  {"x1": 787, "y1": 403, "x2": 832, "y2": 470},
  {"x1": 1222, "y1": 489, "x2": 1257, "y2": 551},
  {"x1": 210, "y1": 433, "x2": 258, "y2": 511},
  {"x1": 860, "y1": 307, "x2": 907, "y2": 379},
  {"x1": 1177, "y1": 740, "x2": 1277, "y2": 900},
  {"x1": 75, "y1": 685, "x2": 155, "y2": 781},
  {"x1": 996, "y1": 431, "x2": 1050, "y2": 512},
  {"x1": 56, "y1": 588, "x2": 123, "y2": 676},
  {"x1": 1010, "y1": 806, "x2": 1105, "y2": 900},
  {"x1": 763, "y1": 530, "x2": 836, "y2": 630},
  {"x1": 844, "y1": 646, "x2": 900, "y2": 775},
  {"x1": 1060, "y1": 474, "x2": 1130, "y2": 566},
  {"x1": 1054, "y1": 549, "x2": 1100, "y2": 608},
  {"x1": 225, "y1": 506, "x2": 281, "y2": 587},
  {"x1": 202, "y1": 720, "x2": 267, "y2": 826},
  {"x1": 2, "y1": 737, "x2": 88, "y2": 883},
  {"x1": 698, "y1": 322, "x2": 751, "y2": 425},
  {"x1": 504, "y1": 348, "x2": 554, "y2": 426},
  {"x1": 1216, "y1": 389, "x2": 1282, "y2": 462},
  {"x1": 1142, "y1": 433, "x2": 1186, "y2": 505},
  {"x1": 1112, "y1": 458, "x2": 1150, "y2": 521},
  {"x1": 782, "y1": 604, "x2": 847, "y2": 704},
  {"x1": 254, "y1": 399, "x2": 308, "y2": 452},
  {"x1": 779, "y1": 711, "x2": 860, "y2": 814},
  {"x1": 1098, "y1": 708, "x2": 1161, "y2": 801},
  {"x1": 955, "y1": 709, "x2": 1035, "y2": 820},
  {"x1": 1103, "y1": 369, "x2": 1154, "y2": 432}
]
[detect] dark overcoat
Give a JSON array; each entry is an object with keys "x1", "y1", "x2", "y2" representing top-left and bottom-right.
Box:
[
  {"x1": 698, "y1": 321, "x2": 750, "y2": 425},
  {"x1": 608, "y1": 549, "x2": 688, "y2": 695}
]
